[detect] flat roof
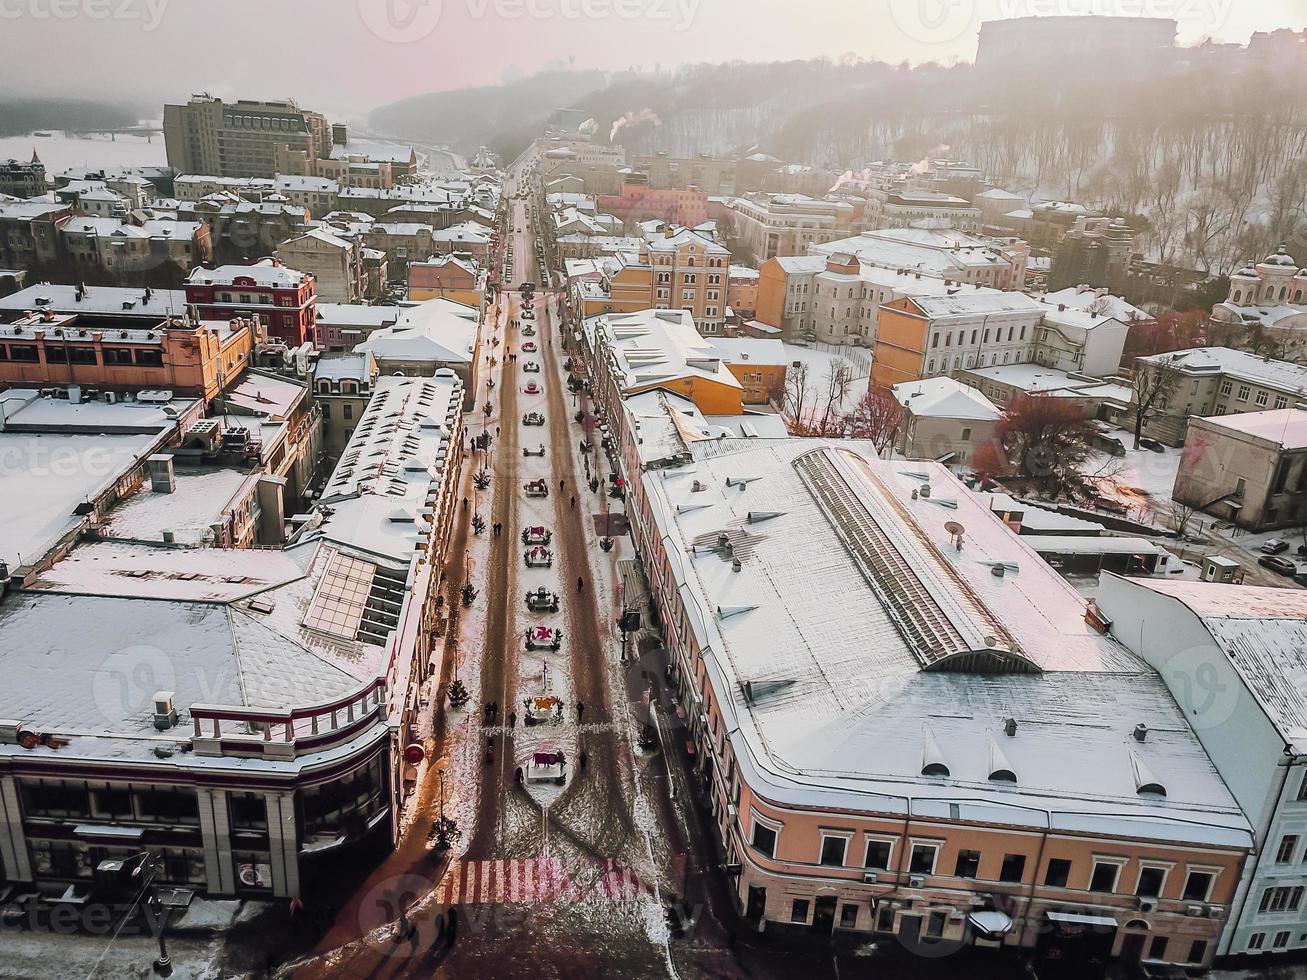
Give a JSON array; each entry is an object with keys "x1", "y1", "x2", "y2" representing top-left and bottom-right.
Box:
[{"x1": 1197, "y1": 408, "x2": 1307, "y2": 450}]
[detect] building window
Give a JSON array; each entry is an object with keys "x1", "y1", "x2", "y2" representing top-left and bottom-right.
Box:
[
  {"x1": 1136, "y1": 865, "x2": 1167, "y2": 898},
  {"x1": 1248, "y1": 932, "x2": 1265, "y2": 950},
  {"x1": 1259, "y1": 886, "x2": 1304, "y2": 913},
  {"x1": 1183, "y1": 870, "x2": 1215, "y2": 902},
  {"x1": 1044, "y1": 858, "x2": 1072, "y2": 888},
  {"x1": 864, "y1": 839, "x2": 892, "y2": 871},
  {"x1": 1273, "y1": 931, "x2": 1291, "y2": 949},
  {"x1": 791, "y1": 899, "x2": 809, "y2": 924},
  {"x1": 1220, "y1": 380, "x2": 1232, "y2": 396},
  {"x1": 751, "y1": 820, "x2": 777, "y2": 859},
  {"x1": 926, "y1": 910, "x2": 947, "y2": 939},
  {"x1": 1256, "y1": 390, "x2": 1270, "y2": 407},
  {"x1": 1089, "y1": 860, "x2": 1122, "y2": 893},
  {"x1": 1187, "y1": 940, "x2": 1208, "y2": 964},
  {"x1": 999, "y1": 854, "x2": 1026, "y2": 883},
  {"x1": 954, "y1": 850, "x2": 981, "y2": 878},
  {"x1": 343, "y1": 404, "x2": 353, "y2": 420},
  {"x1": 909, "y1": 842, "x2": 938, "y2": 875},
  {"x1": 1237, "y1": 385, "x2": 1251, "y2": 401},
  {"x1": 1277, "y1": 835, "x2": 1299, "y2": 863},
  {"x1": 819, "y1": 835, "x2": 848, "y2": 867},
  {"x1": 1275, "y1": 395, "x2": 1289, "y2": 409},
  {"x1": 1148, "y1": 936, "x2": 1169, "y2": 961},
  {"x1": 961, "y1": 427, "x2": 972, "y2": 442},
  {"x1": 840, "y1": 904, "x2": 859, "y2": 929}
]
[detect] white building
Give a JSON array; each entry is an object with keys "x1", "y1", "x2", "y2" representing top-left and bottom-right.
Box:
[{"x1": 1098, "y1": 577, "x2": 1307, "y2": 958}]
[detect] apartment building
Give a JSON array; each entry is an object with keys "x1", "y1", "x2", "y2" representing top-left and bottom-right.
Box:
[
  {"x1": 0, "y1": 200, "x2": 72, "y2": 270},
  {"x1": 174, "y1": 175, "x2": 277, "y2": 203},
  {"x1": 273, "y1": 175, "x2": 341, "y2": 217},
  {"x1": 872, "y1": 293, "x2": 1129, "y2": 391},
  {"x1": 644, "y1": 228, "x2": 731, "y2": 335},
  {"x1": 306, "y1": 350, "x2": 378, "y2": 457},
  {"x1": 59, "y1": 214, "x2": 211, "y2": 278},
  {"x1": 164, "y1": 95, "x2": 332, "y2": 179},
  {"x1": 181, "y1": 199, "x2": 312, "y2": 265},
  {"x1": 811, "y1": 228, "x2": 1030, "y2": 291},
  {"x1": 730, "y1": 194, "x2": 855, "y2": 262},
  {"x1": 407, "y1": 254, "x2": 484, "y2": 309},
  {"x1": 0, "y1": 302, "x2": 256, "y2": 402},
  {"x1": 1171, "y1": 408, "x2": 1307, "y2": 531},
  {"x1": 0, "y1": 156, "x2": 48, "y2": 198},
  {"x1": 630, "y1": 152, "x2": 736, "y2": 195},
  {"x1": 276, "y1": 228, "x2": 366, "y2": 304},
  {"x1": 892, "y1": 376, "x2": 1001, "y2": 467},
  {"x1": 1098, "y1": 578, "x2": 1307, "y2": 958},
  {"x1": 863, "y1": 190, "x2": 982, "y2": 233},
  {"x1": 0, "y1": 373, "x2": 464, "y2": 903},
  {"x1": 185, "y1": 260, "x2": 317, "y2": 346},
  {"x1": 626, "y1": 439, "x2": 1248, "y2": 968},
  {"x1": 1132, "y1": 347, "x2": 1307, "y2": 447}
]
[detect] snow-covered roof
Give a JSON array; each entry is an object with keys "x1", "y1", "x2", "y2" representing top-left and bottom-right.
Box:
[
  {"x1": 772, "y1": 255, "x2": 827, "y2": 274},
  {"x1": 430, "y1": 222, "x2": 490, "y2": 243},
  {"x1": 0, "y1": 199, "x2": 66, "y2": 220},
  {"x1": 352, "y1": 299, "x2": 477, "y2": 365},
  {"x1": 1115, "y1": 578, "x2": 1307, "y2": 748},
  {"x1": 187, "y1": 259, "x2": 309, "y2": 289},
  {"x1": 0, "y1": 388, "x2": 197, "y2": 569},
  {"x1": 1138, "y1": 347, "x2": 1307, "y2": 397},
  {"x1": 645, "y1": 227, "x2": 729, "y2": 255},
  {"x1": 982, "y1": 492, "x2": 1106, "y2": 534},
  {"x1": 644, "y1": 442, "x2": 1249, "y2": 845},
  {"x1": 330, "y1": 140, "x2": 416, "y2": 164},
  {"x1": 812, "y1": 228, "x2": 1018, "y2": 275},
  {"x1": 893, "y1": 377, "x2": 1001, "y2": 421},
  {"x1": 586, "y1": 309, "x2": 742, "y2": 395},
  {"x1": 280, "y1": 226, "x2": 354, "y2": 251},
  {"x1": 910, "y1": 291, "x2": 1044, "y2": 319},
  {"x1": 704, "y1": 337, "x2": 788, "y2": 366},
  {"x1": 313, "y1": 351, "x2": 375, "y2": 385},
  {"x1": 0, "y1": 282, "x2": 189, "y2": 317},
  {"x1": 1040, "y1": 286, "x2": 1146, "y2": 323},
  {"x1": 1197, "y1": 407, "x2": 1307, "y2": 449},
  {"x1": 275, "y1": 174, "x2": 338, "y2": 193}
]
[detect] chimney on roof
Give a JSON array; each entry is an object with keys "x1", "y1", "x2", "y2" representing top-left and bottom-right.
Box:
[
  {"x1": 148, "y1": 454, "x2": 176, "y2": 494},
  {"x1": 1058, "y1": 304, "x2": 1066, "y2": 312},
  {"x1": 1133, "y1": 723, "x2": 1148, "y2": 743},
  {"x1": 1004, "y1": 717, "x2": 1017, "y2": 737}
]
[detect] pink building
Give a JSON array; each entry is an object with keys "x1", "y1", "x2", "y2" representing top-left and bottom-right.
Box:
[{"x1": 597, "y1": 183, "x2": 709, "y2": 230}]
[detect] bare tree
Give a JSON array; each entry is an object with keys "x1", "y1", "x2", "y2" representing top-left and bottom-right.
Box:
[
  {"x1": 1169, "y1": 501, "x2": 1200, "y2": 540},
  {"x1": 847, "y1": 388, "x2": 903, "y2": 454},
  {"x1": 817, "y1": 358, "x2": 855, "y2": 435},
  {"x1": 1131, "y1": 355, "x2": 1183, "y2": 450},
  {"x1": 782, "y1": 361, "x2": 811, "y2": 428}
]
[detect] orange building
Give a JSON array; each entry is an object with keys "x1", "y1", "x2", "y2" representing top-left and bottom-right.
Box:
[
  {"x1": 0, "y1": 309, "x2": 257, "y2": 400},
  {"x1": 626, "y1": 442, "x2": 1251, "y2": 968},
  {"x1": 871, "y1": 296, "x2": 929, "y2": 390},
  {"x1": 407, "y1": 254, "x2": 484, "y2": 309}
]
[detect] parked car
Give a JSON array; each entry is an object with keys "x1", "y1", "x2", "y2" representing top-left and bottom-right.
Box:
[
  {"x1": 1261, "y1": 538, "x2": 1290, "y2": 555},
  {"x1": 1258, "y1": 554, "x2": 1299, "y2": 577},
  {"x1": 522, "y1": 341, "x2": 538, "y2": 353},
  {"x1": 523, "y1": 382, "x2": 541, "y2": 395},
  {"x1": 1138, "y1": 437, "x2": 1167, "y2": 453}
]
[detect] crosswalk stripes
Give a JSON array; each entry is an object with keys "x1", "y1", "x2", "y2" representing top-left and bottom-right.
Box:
[{"x1": 437, "y1": 857, "x2": 654, "y2": 905}]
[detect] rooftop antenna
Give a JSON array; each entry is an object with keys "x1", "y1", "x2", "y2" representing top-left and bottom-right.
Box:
[{"x1": 944, "y1": 520, "x2": 966, "y2": 551}]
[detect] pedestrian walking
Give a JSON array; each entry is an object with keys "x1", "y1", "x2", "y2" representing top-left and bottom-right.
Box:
[
  {"x1": 559, "y1": 479, "x2": 565, "y2": 492},
  {"x1": 576, "y1": 702, "x2": 585, "y2": 722},
  {"x1": 509, "y1": 710, "x2": 517, "y2": 728},
  {"x1": 515, "y1": 765, "x2": 523, "y2": 784},
  {"x1": 462, "y1": 496, "x2": 469, "y2": 511},
  {"x1": 447, "y1": 907, "x2": 458, "y2": 945},
  {"x1": 577, "y1": 576, "x2": 585, "y2": 593},
  {"x1": 570, "y1": 495, "x2": 576, "y2": 510},
  {"x1": 580, "y1": 750, "x2": 587, "y2": 770},
  {"x1": 496, "y1": 425, "x2": 501, "y2": 437}
]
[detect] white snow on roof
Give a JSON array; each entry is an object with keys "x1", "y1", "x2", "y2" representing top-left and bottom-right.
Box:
[
  {"x1": 1138, "y1": 347, "x2": 1307, "y2": 396},
  {"x1": 187, "y1": 259, "x2": 309, "y2": 289},
  {"x1": 353, "y1": 300, "x2": 476, "y2": 365},
  {"x1": 893, "y1": 377, "x2": 1001, "y2": 421},
  {"x1": 1197, "y1": 408, "x2": 1307, "y2": 449},
  {"x1": 103, "y1": 466, "x2": 253, "y2": 546},
  {"x1": 0, "y1": 282, "x2": 187, "y2": 317},
  {"x1": 223, "y1": 371, "x2": 305, "y2": 419},
  {"x1": 910, "y1": 291, "x2": 1044, "y2": 318},
  {"x1": 585, "y1": 309, "x2": 741, "y2": 395},
  {"x1": 1040, "y1": 286, "x2": 1145, "y2": 323},
  {"x1": 644, "y1": 441, "x2": 1248, "y2": 844},
  {"x1": 330, "y1": 140, "x2": 415, "y2": 164},
  {"x1": 1119, "y1": 578, "x2": 1307, "y2": 747}
]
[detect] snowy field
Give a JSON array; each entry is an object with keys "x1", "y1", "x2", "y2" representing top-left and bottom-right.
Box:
[{"x1": 0, "y1": 131, "x2": 166, "y2": 173}]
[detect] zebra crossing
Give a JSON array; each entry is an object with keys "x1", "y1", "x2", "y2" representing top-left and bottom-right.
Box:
[{"x1": 436, "y1": 857, "x2": 654, "y2": 905}]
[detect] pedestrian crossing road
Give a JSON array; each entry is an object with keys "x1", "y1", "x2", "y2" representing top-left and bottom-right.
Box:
[{"x1": 437, "y1": 857, "x2": 654, "y2": 905}]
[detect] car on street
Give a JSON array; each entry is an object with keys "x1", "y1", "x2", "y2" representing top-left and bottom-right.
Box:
[
  {"x1": 523, "y1": 381, "x2": 541, "y2": 394},
  {"x1": 1261, "y1": 538, "x2": 1291, "y2": 554},
  {"x1": 1258, "y1": 554, "x2": 1299, "y2": 577},
  {"x1": 522, "y1": 341, "x2": 538, "y2": 352},
  {"x1": 1138, "y1": 437, "x2": 1167, "y2": 453}
]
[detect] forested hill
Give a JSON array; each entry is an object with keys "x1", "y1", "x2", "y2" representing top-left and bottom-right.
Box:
[
  {"x1": 388, "y1": 50, "x2": 1307, "y2": 277},
  {"x1": 0, "y1": 99, "x2": 141, "y2": 139}
]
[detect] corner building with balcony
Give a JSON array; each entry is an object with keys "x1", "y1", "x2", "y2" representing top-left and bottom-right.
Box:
[
  {"x1": 0, "y1": 373, "x2": 464, "y2": 902},
  {"x1": 632, "y1": 439, "x2": 1251, "y2": 970}
]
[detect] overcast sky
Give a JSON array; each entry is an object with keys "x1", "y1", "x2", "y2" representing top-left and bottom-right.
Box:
[{"x1": 3, "y1": 0, "x2": 1305, "y2": 118}]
